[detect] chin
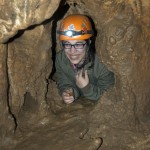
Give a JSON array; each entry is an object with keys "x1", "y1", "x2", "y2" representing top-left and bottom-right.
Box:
[{"x1": 70, "y1": 60, "x2": 80, "y2": 64}]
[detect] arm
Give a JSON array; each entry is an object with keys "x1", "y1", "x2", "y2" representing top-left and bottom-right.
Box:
[
  {"x1": 55, "y1": 54, "x2": 80, "y2": 100},
  {"x1": 79, "y1": 63, "x2": 115, "y2": 101}
]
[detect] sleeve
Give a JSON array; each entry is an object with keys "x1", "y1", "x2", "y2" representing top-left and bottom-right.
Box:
[
  {"x1": 55, "y1": 55, "x2": 80, "y2": 99},
  {"x1": 79, "y1": 63, "x2": 115, "y2": 101}
]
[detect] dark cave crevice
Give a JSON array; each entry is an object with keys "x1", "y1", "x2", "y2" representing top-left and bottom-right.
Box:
[
  {"x1": 6, "y1": 43, "x2": 18, "y2": 132},
  {"x1": 22, "y1": 92, "x2": 38, "y2": 112},
  {"x1": 48, "y1": 0, "x2": 70, "y2": 80}
]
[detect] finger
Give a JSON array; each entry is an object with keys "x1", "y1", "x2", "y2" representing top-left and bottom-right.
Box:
[
  {"x1": 75, "y1": 73, "x2": 79, "y2": 79},
  {"x1": 63, "y1": 95, "x2": 73, "y2": 100},
  {"x1": 65, "y1": 97, "x2": 74, "y2": 102},
  {"x1": 84, "y1": 70, "x2": 88, "y2": 78},
  {"x1": 65, "y1": 89, "x2": 71, "y2": 93},
  {"x1": 64, "y1": 97, "x2": 74, "y2": 104},
  {"x1": 65, "y1": 100, "x2": 73, "y2": 104},
  {"x1": 68, "y1": 88, "x2": 73, "y2": 92},
  {"x1": 76, "y1": 71, "x2": 80, "y2": 77},
  {"x1": 64, "y1": 88, "x2": 73, "y2": 94},
  {"x1": 65, "y1": 89, "x2": 74, "y2": 96},
  {"x1": 78, "y1": 68, "x2": 83, "y2": 78},
  {"x1": 63, "y1": 92, "x2": 70, "y2": 97},
  {"x1": 82, "y1": 69, "x2": 85, "y2": 78}
]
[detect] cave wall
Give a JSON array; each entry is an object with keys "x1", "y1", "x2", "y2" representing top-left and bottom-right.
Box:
[
  {"x1": 0, "y1": 0, "x2": 149, "y2": 148},
  {"x1": 0, "y1": 0, "x2": 61, "y2": 43},
  {"x1": 7, "y1": 24, "x2": 52, "y2": 129},
  {"x1": 0, "y1": 0, "x2": 61, "y2": 142},
  {"x1": 0, "y1": 44, "x2": 15, "y2": 138}
]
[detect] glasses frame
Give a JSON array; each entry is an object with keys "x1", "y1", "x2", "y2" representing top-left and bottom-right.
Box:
[{"x1": 62, "y1": 42, "x2": 87, "y2": 52}]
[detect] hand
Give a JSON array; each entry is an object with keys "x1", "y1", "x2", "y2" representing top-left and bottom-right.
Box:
[
  {"x1": 62, "y1": 88, "x2": 74, "y2": 104},
  {"x1": 76, "y1": 69, "x2": 89, "y2": 88}
]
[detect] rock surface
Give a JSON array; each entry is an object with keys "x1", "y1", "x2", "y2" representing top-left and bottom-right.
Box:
[{"x1": 0, "y1": 0, "x2": 149, "y2": 149}]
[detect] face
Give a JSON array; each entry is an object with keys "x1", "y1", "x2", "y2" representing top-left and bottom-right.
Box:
[{"x1": 62, "y1": 40, "x2": 88, "y2": 64}]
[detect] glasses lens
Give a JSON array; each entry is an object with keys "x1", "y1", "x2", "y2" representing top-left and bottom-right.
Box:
[
  {"x1": 75, "y1": 43, "x2": 85, "y2": 49},
  {"x1": 63, "y1": 43, "x2": 71, "y2": 49}
]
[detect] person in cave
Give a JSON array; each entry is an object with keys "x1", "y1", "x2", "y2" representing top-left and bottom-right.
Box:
[{"x1": 55, "y1": 14, "x2": 115, "y2": 104}]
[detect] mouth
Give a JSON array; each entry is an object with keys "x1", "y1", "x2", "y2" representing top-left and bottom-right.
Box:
[
  {"x1": 69, "y1": 54, "x2": 80, "y2": 59},
  {"x1": 66, "y1": 53, "x2": 82, "y2": 64}
]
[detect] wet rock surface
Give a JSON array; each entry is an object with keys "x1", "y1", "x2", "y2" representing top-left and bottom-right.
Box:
[{"x1": 0, "y1": 0, "x2": 149, "y2": 149}]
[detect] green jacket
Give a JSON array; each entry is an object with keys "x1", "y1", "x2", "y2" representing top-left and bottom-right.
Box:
[{"x1": 55, "y1": 50, "x2": 115, "y2": 101}]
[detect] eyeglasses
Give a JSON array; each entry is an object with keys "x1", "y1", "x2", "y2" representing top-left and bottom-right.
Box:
[{"x1": 62, "y1": 42, "x2": 87, "y2": 51}]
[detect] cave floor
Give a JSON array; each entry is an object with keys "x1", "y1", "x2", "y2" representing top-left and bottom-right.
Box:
[
  {"x1": 2, "y1": 99, "x2": 150, "y2": 150},
  {"x1": 6, "y1": 100, "x2": 102, "y2": 150}
]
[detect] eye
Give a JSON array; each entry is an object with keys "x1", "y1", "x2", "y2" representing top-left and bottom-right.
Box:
[
  {"x1": 65, "y1": 44, "x2": 71, "y2": 46},
  {"x1": 75, "y1": 43, "x2": 82, "y2": 47},
  {"x1": 75, "y1": 42, "x2": 86, "y2": 48},
  {"x1": 63, "y1": 43, "x2": 71, "y2": 48}
]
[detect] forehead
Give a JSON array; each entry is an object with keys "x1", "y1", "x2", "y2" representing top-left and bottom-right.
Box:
[{"x1": 63, "y1": 40, "x2": 85, "y2": 44}]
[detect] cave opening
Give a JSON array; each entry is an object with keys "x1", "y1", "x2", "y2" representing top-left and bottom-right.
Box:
[
  {"x1": 47, "y1": 0, "x2": 102, "y2": 115},
  {"x1": 48, "y1": 0, "x2": 70, "y2": 80}
]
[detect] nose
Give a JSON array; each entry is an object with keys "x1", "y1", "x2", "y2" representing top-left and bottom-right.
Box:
[{"x1": 70, "y1": 45, "x2": 76, "y2": 53}]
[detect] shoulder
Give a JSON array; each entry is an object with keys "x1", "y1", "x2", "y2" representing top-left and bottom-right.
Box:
[
  {"x1": 56, "y1": 50, "x2": 69, "y2": 65},
  {"x1": 94, "y1": 54, "x2": 103, "y2": 66},
  {"x1": 56, "y1": 50, "x2": 64, "y2": 58},
  {"x1": 93, "y1": 54, "x2": 107, "y2": 76},
  {"x1": 56, "y1": 50, "x2": 65, "y2": 62}
]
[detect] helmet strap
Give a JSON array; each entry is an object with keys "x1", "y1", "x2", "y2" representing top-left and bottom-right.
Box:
[{"x1": 57, "y1": 30, "x2": 93, "y2": 37}]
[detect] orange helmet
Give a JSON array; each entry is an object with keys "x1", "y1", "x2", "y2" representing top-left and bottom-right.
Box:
[{"x1": 57, "y1": 14, "x2": 94, "y2": 40}]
